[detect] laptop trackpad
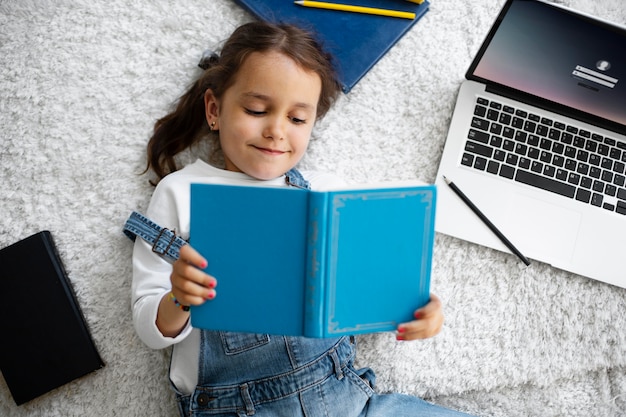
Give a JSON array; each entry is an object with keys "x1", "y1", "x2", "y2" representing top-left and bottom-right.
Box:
[{"x1": 505, "y1": 194, "x2": 582, "y2": 262}]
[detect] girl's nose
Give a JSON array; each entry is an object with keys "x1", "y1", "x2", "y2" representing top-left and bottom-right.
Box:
[{"x1": 262, "y1": 116, "x2": 285, "y2": 141}]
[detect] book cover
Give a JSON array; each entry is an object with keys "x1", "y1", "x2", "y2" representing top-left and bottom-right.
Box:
[
  {"x1": 0, "y1": 231, "x2": 104, "y2": 405},
  {"x1": 233, "y1": 0, "x2": 430, "y2": 93},
  {"x1": 189, "y1": 181, "x2": 436, "y2": 337}
]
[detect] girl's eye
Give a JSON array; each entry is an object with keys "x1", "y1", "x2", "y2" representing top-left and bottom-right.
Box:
[
  {"x1": 291, "y1": 117, "x2": 306, "y2": 124},
  {"x1": 244, "y1": 108, "x2": 265, "y2": 116}
]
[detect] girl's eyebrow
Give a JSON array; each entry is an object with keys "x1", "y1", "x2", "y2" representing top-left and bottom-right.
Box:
[{"x1": 242, "y1": 92, "x2": 315, "y2": 110}]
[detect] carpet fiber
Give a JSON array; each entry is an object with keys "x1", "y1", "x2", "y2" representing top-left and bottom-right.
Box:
[{"x1": 1, "y1": 0, "x2": 625, "y2": 415}]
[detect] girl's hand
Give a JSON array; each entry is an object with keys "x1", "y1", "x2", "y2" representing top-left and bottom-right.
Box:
[
  {"x1": 157, "y1": 245, "x2": 217, "y2": 337},
  {"x1": 170, "y1": 244, "x2": 217, "y2": 307},
  {"x1": 396, "y1": 293, "x2": 444, "y2": 341}
]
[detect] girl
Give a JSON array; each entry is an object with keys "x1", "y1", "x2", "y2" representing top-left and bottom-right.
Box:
[{"x1": 131, "y1": 21, "x2": 474, "y2": 417}]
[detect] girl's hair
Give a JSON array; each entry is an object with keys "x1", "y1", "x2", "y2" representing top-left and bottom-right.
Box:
[{"x1": 146, "y1": 21, "x2": 342, "y2": 182}]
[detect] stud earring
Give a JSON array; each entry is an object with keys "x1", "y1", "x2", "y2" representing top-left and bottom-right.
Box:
[{"x1": 209, "y1": 121, "x2": 216, "y2": 131}]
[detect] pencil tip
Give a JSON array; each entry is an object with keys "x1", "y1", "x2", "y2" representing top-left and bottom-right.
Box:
[{"x1": 442, "y1": 175, "x2": 450, "y2": 184}]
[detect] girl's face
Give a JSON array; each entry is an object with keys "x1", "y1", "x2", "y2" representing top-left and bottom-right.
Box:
[{"x1": 205, "y1": 51, "x2": 322, "y2": 180}]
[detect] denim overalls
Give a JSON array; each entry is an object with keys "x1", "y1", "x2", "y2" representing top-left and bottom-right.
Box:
[{"x1": 125, "y1": 169, "x2": 474, "y2": 417}]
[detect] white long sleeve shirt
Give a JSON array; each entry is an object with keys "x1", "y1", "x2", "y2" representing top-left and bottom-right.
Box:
[{"x1": 131, "y1": 159, "x2": 345, "y2": 394}]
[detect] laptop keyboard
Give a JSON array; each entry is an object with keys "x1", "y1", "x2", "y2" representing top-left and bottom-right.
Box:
[{"x1": 462, "y1": 97, "x2": 626, "y2": 215}]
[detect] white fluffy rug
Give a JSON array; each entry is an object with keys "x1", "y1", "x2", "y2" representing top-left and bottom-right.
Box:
[{"x1": 1, "y1": 0, "x2": 626, "y2": 416}]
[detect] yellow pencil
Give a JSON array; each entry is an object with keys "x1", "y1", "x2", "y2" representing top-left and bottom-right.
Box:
[
  {"x1": 405, "y1": 0, "x2": 424, "y2": 4},
  {"x1": 294, "y1": 1, "x2": 416, "y2": 20}
]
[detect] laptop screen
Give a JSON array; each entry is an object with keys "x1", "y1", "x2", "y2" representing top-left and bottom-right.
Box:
[{"x1": 467, "y1": 0, "x2": 626, "y2": 133}]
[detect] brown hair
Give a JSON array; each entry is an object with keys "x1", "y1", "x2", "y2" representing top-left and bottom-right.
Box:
[{"x1": 145, "y1": 21, "x2": 341, "y2": 183}]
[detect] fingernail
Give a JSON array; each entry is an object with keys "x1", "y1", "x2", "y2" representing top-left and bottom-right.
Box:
[
  {"x1": 397, "y1": 326, "x2": 406, "y2": 333},
  {"x1": 199, "y1": 260, "x2": 208, "y2": 269},
  {"x1": 205, "y1": 291, "x2": 215, "y2": 300},
  {"x1": 396, "y1": 334, "x2": 405, "y2": 341},
  {"x1": 414, "y1": 311, "x2": 422, "y2": 320},
  {"x1": 208, "y1": 280, "x2": 216, "y2": 289}
]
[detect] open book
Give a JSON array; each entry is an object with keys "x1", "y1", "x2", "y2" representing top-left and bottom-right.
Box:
[{"x1": 189, "y1": 181, "x2": 436, "y2": 337}]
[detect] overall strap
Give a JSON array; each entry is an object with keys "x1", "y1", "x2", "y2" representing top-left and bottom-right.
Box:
[
  {"x1": 124, "y1": 170, "x2": 308, "y2": 262},
  {"x1": 284, "y1": 168, "x2": 310, "y2": 190},
  {"x1": 123, "y1": 211, "x2": 187, "y2": 262}
]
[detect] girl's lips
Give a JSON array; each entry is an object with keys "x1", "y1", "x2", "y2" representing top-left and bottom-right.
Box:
[{"x1": 253, "y1": 146, "x2": 286, "y2": 155}]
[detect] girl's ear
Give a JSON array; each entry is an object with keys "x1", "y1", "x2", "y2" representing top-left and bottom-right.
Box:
[{"x1": 204, "y1": 89, "x2": 220, "y2": 130}]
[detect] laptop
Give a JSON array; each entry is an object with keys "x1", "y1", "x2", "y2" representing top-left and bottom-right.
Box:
[{"x1": 435, "y1": 0, "x2": 626, "y2": 288}]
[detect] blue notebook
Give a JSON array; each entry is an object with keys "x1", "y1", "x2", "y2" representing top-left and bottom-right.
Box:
[
  {"x1": 233, "y1": 0, "x2": 430, "y2": 93},
  {"x1": 189, "y1": 182, "x2": 436, "y2": 337}
]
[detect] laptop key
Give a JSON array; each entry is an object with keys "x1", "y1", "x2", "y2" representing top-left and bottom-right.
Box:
[
  {"x1": 490, "y1": 136, "x2": 503, "y2": 148},
  {"x1": 531, "y1": 161, "x2": 543, "y2": 173},
  {"x1": 592, "y1": 180, "x2": 605, "y2": 192},
  {"x1": 548, "y1": 128, "x2": 561, "y2": 141},
  {"x1": 610, "y1": 148, "x2": 623, "y2": 163},
  {"x1": 544, "y1": 165, "x2": 556, "y2": 178},
  {"x1": 468, "y1": 128, "x2": 490, "y2": 144},
  {"x1": 576, "y1": 188, "x2": 592, "y2": 203},
  {"x1": 573, "y1": 136, "x2": 585, "y2": 148},
  {"x1": 519, "y1": 157, "x2": 531, "y2": 170},
  {"x1": 580, "y1": 176, "x2": 592, "y2": 189},
  {"x1": 617, "y1": 201, "x2": 626, "y2": 215},
  {"x1": 591, "y1": 193, "x2": 603, "y2": 207},
  {"x1": 605, "y1": 184, "x2": 617, "y2": 196},
  {"x1": 515, "y1": 170, "x2": 576, "y2": 198},
  {"x1": 561, "y1": 132, "x2": 574, "y2": 144},
  {"x1": 589, "y1": 154, "x2": 601, "y2": 166},
  {"x1": 461, "y1": 153, "x2": 474, "y2": 167},
  {"x1": 512, "y1": 117, "x2": 524, "y2": 129},
  {"x1": 471, "y1": 117, "x2": 490, "y2": 131},
  {"x1": 524, "y1": 120, "x2": 537, "y2": 133},
  {"x1": 552, "y1": 142, "x2": 564, "y2": 154},
  {"x1": 474, "y1": 105, "x2": 487, "y2": 117},
  {"x1": 490, "y1": 123, "x2": 503, "y2": 135},
  {"x1": 598, "y1": 143, "x2": 610, "y2": 156},
  {"x1": 506, "y1": 153, "x2": 519, "y2": 165},
  {"x1": 500, "y1": 165, "x2": 515, "y2": 179},
  {"x1": 474, "y1": 157, "x2": 487, "y2": 170},
  {"x1": 465, "y1": 140, "x2": 493, "y2": 158},
  {"x1": 487, "y1": 160, "x2": 500, "y2": 174},
  {"x1": 553, "y1": 155, "x2": 565, "y2": 167},
  {"x1": 536, "y1": 125, "x2": 549, "y2": 137}
]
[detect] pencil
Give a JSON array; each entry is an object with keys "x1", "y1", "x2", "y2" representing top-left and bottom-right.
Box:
[
  {"x1": 443, "y1": 176, "x2": 531, "y2": 266},
  {"x1": 294, "y1": 1, "x2": 416, "y2": 20},
  {"x1": 405, "y1": 0, "x2": 424, "y2": 4}
]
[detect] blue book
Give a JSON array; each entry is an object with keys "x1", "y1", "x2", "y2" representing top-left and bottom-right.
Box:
[
  {"x1": 189, "y1": 182, "x2": 436, "y2": 337},
  {"x1": 233, "y1": 0, "x2": 430, "y2": 93}
]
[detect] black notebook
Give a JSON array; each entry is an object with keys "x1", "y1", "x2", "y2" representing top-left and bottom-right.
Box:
[{"x1": 0, "y1": 231, "x2": 104, "y2": 405}]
